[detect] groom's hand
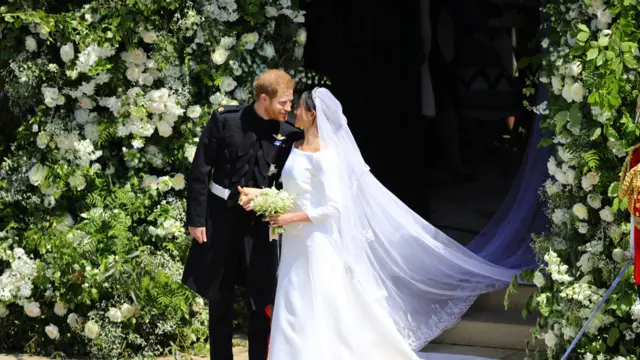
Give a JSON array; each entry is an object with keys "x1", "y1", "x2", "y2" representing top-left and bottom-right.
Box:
[
  {"x1": 188, "y1": 226, "x2": 207, "y2": 244},
  {"x1": 237, "y1": 186, "x2": 260, "y2": 211}
]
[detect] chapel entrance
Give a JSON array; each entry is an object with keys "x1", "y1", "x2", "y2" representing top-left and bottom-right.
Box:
[{"x1": 302, "y1": 0, "x2": 541, "y2": 245}]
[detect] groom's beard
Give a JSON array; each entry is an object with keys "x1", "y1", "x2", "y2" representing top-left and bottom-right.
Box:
[{"x1": 265, "y1": 104, "x2": 287, "y2": 121}]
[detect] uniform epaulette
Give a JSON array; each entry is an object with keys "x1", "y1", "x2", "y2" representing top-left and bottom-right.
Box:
[{"x1": 215, "y1": 105, "x2": 242, "y2": 114}]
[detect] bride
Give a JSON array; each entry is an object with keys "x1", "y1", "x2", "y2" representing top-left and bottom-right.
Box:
[{"x1": 239, "y1": 88, "x2": 518, "y2": 359}]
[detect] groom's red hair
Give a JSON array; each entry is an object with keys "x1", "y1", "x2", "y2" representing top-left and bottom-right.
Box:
[{"x1": 254, "y1": 69, "x2": 295, "y2": 100}]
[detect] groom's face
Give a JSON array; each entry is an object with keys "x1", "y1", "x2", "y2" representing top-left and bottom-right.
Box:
[{"x1": 264, "y1": 87, "x2": 293, "y2": 122}]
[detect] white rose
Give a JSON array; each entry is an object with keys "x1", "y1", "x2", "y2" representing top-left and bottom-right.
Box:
[
  {"x1": 562, "y1": 78, "x2": 575, "y2": 102},
  {"x1": 24, "y1": 302, "x2": 41, "y2": 317},
  {"x1": 596, "y1": 9, "x2": 612, "y2": 29},
  {"x1": 543, "y1": 331, "x2": 558, "y2": 349},
  {"x1": 587, "y1": 194, "x2": 602, "y2": 209},
  {"x1": 28, "y1": 164, "x2": 48, "y2": 186},
  {"x1": 573, "y1": 203, "x2": 589, "y2": 220},
  {"x1": 186, "y1": 105, "x2": 202, "y2": 119},
  {"x1": 219, "y1": 36, "x2": 236, "y2": 49},
  {"x1": 37, "y1": 132, "x2": 50, "y2": 149},
  {"x1": 241, "y1": 32, "x2": 259, "y2": 49},
  {"x1": 156, "y1": 176, "x2": 172, "y2": 192},
  {"x1": 577, "y1": 222, "x2": 589, "y2": 234},
  {"x1": 142, "y1": 175, "x2": 158, "y2": 189},
  {"x1": 68, "y1": 172, "x2": 87, "y2": 191},
  {"x1": 570, "y1": 61, "x2": 582, "y2": 76},
  {"x1": 78, "y1": 96, "x2": 95, "y2": 109},
  {"x1": 120, "y1": 303, "x2": 136, "y2": 318},
  {"x1": 192, "y1": 297, "x2": 205, "y2": 312},
  {"x1": 209, "y1": 92, "x2": 224, "y2": 105},
  {"x1": 44, "y1": 195, "x2": 56, "y2": 209},
  {"x1": 0, "y1": 303, "x2": 9, "y2": 318},
  {"x1": 533, "y1": 272, "x2": 546, "y2": 288},
  {"x1": 570, "y1": 82, "x2": 585, "y2": 103},
  {"x1": 54, "y1": 301, "x2": 68, "y2": 316},
  {"x1": 172, "y1": 173, "x2": 186, "y2": 190},
  {"x1": 552, "y1": 209, "x2": 568, "y2": 225},
  {"x1": 60, "y1": 43, "x2": 75, "y2": 63},
  {"x1": 156, "y1": 121, "x2": 173, "y2": 137},
  {"x1": 577, "y1": 253, "x2": 594, "y2": 273},
  {"x1": 121, "y1": 48, "x2": 148, "y2": 64},
  {"x1": 148, "y1": 88, "x2": 170, "y2": 103},
  {"x1": 296, "y1": 28, "x2": 307, "y2": 45},
  {"x1": 265, "y1": 6, "x2": 278, "y2": 17},
  {"x1": 139, "y1": 73, "x2": 154, "y2": 86},
  {"x1": 219, "y1": 76, "x2": 237, "y2": 92},
  {"x1": 25, "y1": 35, "x2": 37, "y2": 52},
  {"x1": 260, "y1": 43, "x2": 276, "y2": 59},
  {"x1": 106, "y1": 308, "x2": 123, "y2": 322},
  {"x1": 599, "y1": 206, "x2": 614, "y2": 222},
  {"x1": 565, "y1": 168, "x2": 576, "y2": 184},
  {"x1": 84, "y1": 320, "x2": 100, "y2": 339},
  {"x1": 140, "y1": 28, "x2": 157, "y2": 43},
  {"x1": 148, "y1": 102, "x2": 166, "y2": 114},
  {"x1": 185, "y1": 145, "x2": 197, "y2": 163},
  {"x1": 45, "y1": 324, "x2": 60, "y2": 340},
  {"x1": 126, "y1": 66, "x2": 142, "y2": 82},
  {"x1": 551, "y1": 76, "x2": 563, "y2": 94},
  {"x1": 547, "y1": 157, "x2": 559, "y2": 176},
  {"x1": 211, "y1": 47, "x2": 229, "y2": 65},
  {"x1": 612, "y1": 248, "x2": 626, "y2": 263},
  {"x1": 609, "y1": 224, "x2": 622, "y2": 241}
]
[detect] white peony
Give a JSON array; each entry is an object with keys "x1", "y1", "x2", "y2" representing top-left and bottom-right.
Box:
[
  {"x1": 551, "y1": 76, "x2": 563, "y2": 94},
  {"x1": 192, "y1": 297, "x2": 205, "y2": 312},
  {"x1": 156, "y1": 121, "x2": 173, "y2": 137},
  {"x1": 171, "y1": 173, "x2": 186, "y2": 190},
  {"x1": 126, "y1": 66, "x2": 142, "y2": 82},
  {"x1": 587, "y1": 194, "x2": 602, "y2": 209},
  {"x1": 24, "y1": 302, "x2": 41, "y2": 317},
  {"x1": 260, "y1": 43, "x2": 276, "y2": 59},
  {"x1": 68, "y1": 172, "x2": 87, "y2": 191},
  {"x1": 25, "y1": 35, "x2": 37, "y2": 52},
  {"x1": 120, "y1": 303, "x2": 136, "y2": 318},
  {"x1": 296, "y1": 28, "x2": 307, "y2": 45},
  {"x1": 78, "y1": 96, "x2": 95, "y2": 109},
  {"x1": 66, "y1": 313, "x2": 80, "y2": 328},
  {"x1": 572, "y1": 203, "x2": 588, "y2": 220},
  {"x1": 209, "y1": 92, "x2": 224, "y2": 105},
  {"x1": 0, "y1": 303, "x2": 9, "y2": 318},
  {"x1": 29, "y1": 164, "x2": 48, "y2": 186},
  {"x1": 211, "y1": 47, "x2": 229, "y2": 65},
  {"x1": 140, "y1": 28, "x2": 157, "y2": 43},
  {"x1": 84, "y1": 320, "x2": 100, "y2": 339},
  {"x1": 54, "y1": 301, "x2": 68, "y2": 316},
  {"x1": 156, "y1": 176, "x2": 173, "y2": 192},
  {"x1": 186, "y1": 105, "x2": 202, "y2": 119},
  {"x1": 577, "y1": 222, "x2": 589, "y2": 234},
  {"x1": 45, "y1": 324, "x2": 60, "y2": 340},
  {"x1": 148, "y1": 102, "x2": 166, "y2": 114},
  {"x1": 60, "y1": 43, "x2": 75, "y2": 63},
  {"x1": 139, "y1": 73, "x2": 154, "y2": 86},
  {"x1": 121, "y1": 48, "x2": 148, "y2": 64},
  {"x1": 106, "y1": 308, "x2": 123, "y2": 322},
  {"x1": 599, "y1": 206, "x2": 614, "y2": 222},
  {"x1": 570, "y1": 82, "x2": 585, "y2": 103},
  {"x1": 581, "y1": 171, "x2": 600, "y2": 191},
  {"x1": 219, "y1": 76, "x2": 237, "y2": 92},
  {"x1": 533, "y1": 272, "x2": 546, "y2": 288},
  {"x1": 148, "y1": 88, "x2": 170, "y2": 103}
]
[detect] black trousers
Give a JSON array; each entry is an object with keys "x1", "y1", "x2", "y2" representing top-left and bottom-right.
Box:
[{"x1": 208, "y1": 211, "x2": 277, "y2": 360}]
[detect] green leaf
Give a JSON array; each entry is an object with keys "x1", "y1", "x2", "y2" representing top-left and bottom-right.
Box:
[
  {"x1": 586, "y1": 47, "x2": 599, "y2": 60},
  {"x1": 590, "y1": 127, "x2": 602, "y2": 140},
  {"x1": 607, "y1": 327, "x2": 620, "y2": 347},
  {"x1": 577, "y1": 32, "x2": 590, "y2": 42},
  {"x1": 577, "y1": 24, "x2": 590, "y2": 33},
  {"x1": 598, "y1": 35, "x2": 610, "y2": 47},
  {"x1": 609, "y1": 182, "x2": 620, "y2": 197},
  {"x1": 570, "y1": 104, "x2": 583, "y2": 127},
  {"x1": 612, "y1": 197, "x2": 620, "y2": 212},
  {"x1": 624, "y1": 55, "x2": 638, "y2": 69}
]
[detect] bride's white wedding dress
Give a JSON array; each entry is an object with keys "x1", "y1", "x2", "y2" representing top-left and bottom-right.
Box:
[
  {"x1": 268, "y1": 146, "x2": 420, "y2": 360},
  {"x1": 267, "y1": 88, "x2": 517, "y2": 360}
]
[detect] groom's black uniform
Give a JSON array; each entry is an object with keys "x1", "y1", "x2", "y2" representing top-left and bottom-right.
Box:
[{"x1": 182, "y1": 104, "x2": 302, "y2": 360}]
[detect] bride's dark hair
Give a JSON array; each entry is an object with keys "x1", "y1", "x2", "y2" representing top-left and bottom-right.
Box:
[{"x1": 298, "y1": 90, "x2": 316, "y2": 112}]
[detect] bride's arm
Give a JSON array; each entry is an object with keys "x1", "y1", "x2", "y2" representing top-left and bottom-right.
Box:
[{"x1": 304, "y1": 153, "x2": 342, "y2": 223}]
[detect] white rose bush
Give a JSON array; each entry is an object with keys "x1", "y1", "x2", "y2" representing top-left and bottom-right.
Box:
[
  {"x1": 520, "y1": 0, "x2": 640, "y2": 358},
  {"x1": 0, "y1": 0, "x2": 327, "y2": 358}
]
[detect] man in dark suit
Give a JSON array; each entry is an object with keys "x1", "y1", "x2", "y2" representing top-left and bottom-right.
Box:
[{"x1": 182, "y1": 69, "x2": 303, "y2": 360}]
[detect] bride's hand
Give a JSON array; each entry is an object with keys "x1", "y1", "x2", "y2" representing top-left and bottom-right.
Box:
[{"x1": 269, "y1": 213, "x2": 295, "y2": 227}]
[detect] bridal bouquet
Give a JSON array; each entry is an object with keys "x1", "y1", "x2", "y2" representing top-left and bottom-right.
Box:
[{"x1": 251, "y1": 187, "x2": 295, "y2": 239}]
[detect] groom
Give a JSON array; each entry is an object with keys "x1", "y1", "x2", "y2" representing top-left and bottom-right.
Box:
[{"x1": 182, "y1": 69, "x2": 303, "y2": 360}]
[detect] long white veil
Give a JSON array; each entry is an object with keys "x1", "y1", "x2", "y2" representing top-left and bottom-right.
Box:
[{"x1": 311, "y1": 87, "x2": 518, "y2": 350}]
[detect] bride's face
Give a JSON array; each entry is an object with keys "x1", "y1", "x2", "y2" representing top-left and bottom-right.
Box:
[{"x1": 295, "y1": 101, "x2": 316, "y2": 129}]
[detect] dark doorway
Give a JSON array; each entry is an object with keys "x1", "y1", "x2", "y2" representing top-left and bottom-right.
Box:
[{"x1": 302, "y1": 0, "x2": 540, "y2": 244}]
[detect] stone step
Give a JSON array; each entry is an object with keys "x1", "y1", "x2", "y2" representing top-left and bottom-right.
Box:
[{"x1": 431, "y1": 286, "x2": 542, "y2": 351}]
